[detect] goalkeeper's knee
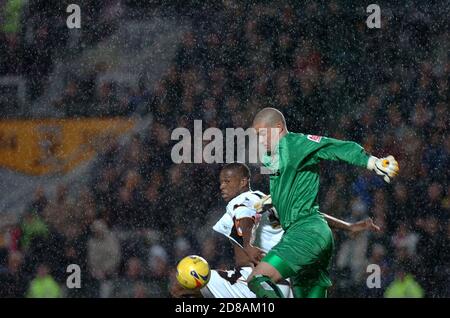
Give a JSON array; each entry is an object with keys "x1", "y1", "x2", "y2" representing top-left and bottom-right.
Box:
[{"x1": 248, "y1": 275, "x2": 284, "y2": 298}]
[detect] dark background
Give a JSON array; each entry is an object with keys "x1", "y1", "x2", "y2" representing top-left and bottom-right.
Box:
[{"x1": 0, "y1": 0, "x2": 448, "y2": 298}]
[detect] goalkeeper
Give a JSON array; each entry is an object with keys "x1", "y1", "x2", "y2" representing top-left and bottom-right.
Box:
[{"x1": 247, "y1": 107, "x2": 399, "y2": 298}]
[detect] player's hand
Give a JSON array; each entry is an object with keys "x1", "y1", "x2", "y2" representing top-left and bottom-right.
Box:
[
  {"x1": 349, "y1": 218, "x2": 381, "y2": 236},
  {"x1": 170, "y1": 280, "x2": 185, "y2": 298},
  {"x1": 244, "y1": 245, "x2": 265, "y2": 265},
  {"x1": 169, "y1": 278, "x2": 200, "y2": 298},
  {"x1": 254, "y1": 195, "x2": 274, "y2": 214},
  {"x1": 367, "y1": 155, "x2": 399, "y2": 183}
]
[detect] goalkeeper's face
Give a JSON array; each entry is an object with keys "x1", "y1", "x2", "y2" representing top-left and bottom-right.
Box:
[
  {"x1": 219, "y1": 169, "x2": 247, "y2": 202},
  {"x1": 253, "y1": 122, "x2": 283, "y2": 154}
]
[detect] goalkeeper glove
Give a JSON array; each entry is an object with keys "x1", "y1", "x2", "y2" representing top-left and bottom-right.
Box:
[
  {"x1": 254, "y1": 195, "x2": 281, "y2": 227},
  {"x1": 367, "y1": 155, "x2": 399, "y2": 183},
  {"x1": 254, "y1": 195, "x2": 274, "y2": 214}
]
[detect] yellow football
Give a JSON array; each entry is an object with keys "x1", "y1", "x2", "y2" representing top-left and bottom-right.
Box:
[{"x1": 176, "y1": 255, "x2": 211, "y2": 289}]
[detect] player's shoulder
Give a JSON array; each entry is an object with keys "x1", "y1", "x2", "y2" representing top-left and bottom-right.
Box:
[
  {"x1": 226, "y1": 190, "x2": 266, "y2": 212},
  {"x1": 283, "y1": 132, "x2": 306, "y2": 145},
  {"x1": 285, "y1": 132, "x2": 326, "y2": 145}
]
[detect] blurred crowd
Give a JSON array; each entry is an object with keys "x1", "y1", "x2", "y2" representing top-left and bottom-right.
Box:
[
  {"x1": 0, "y1": 1, "x2": 449, "y2": 297},
  {"x1": 0, "y1": 0, "x2": 121, "y2": 104}
]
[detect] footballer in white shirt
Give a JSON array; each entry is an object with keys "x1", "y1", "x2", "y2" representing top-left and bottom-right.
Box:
[{"x1": 171, "y1": 163, "x2": 380, "y2": 298}]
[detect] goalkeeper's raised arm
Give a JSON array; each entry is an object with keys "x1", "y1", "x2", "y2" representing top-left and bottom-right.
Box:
[
  {"x1": 308, "y1": 135, "x2": 400, "y2": 183},
  {"x1": 253, "y1": 107, "x2": 399, "y2": 184}
]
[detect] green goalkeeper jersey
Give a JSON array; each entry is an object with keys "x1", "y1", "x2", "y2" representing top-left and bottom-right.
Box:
[{"x1": 263, "y1": 132, "x2": 370, "y2": 230}]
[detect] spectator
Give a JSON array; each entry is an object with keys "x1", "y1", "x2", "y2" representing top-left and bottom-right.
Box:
[
  {"x1": 19, "y1": 211, "x2": 48, "y2": 251},
  {"x1": 26, "y1": 186, "x2": 48, "y2": 216},
  {"x1": 147, "y1": 245, "x2": 170, "y2": 297},
  {"x1": 391, "y1": 224, "x2": 419, "y2": 257},
  {"x1": 87, "y1": 220, "x2": 121, "y2": 287},
  {"x1": 26, "y1": 264, "x2": 61, "y2": 298},
  {"x1": 53, "y1": 80, "x2": 85, "y2": 117},
  {"x1": 0, "y1": 251, "x2": 28, "y2": 297},
  {"x1": 112, "y1": 257, "x2": 146, "y2": 298},
  {"x1": 384, "y1": 267, "x2": 424, "y2": 298}
]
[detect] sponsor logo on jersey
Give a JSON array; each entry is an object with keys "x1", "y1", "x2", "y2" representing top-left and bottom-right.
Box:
[{"x1": 307, "y1": 135, "x2": 322, "y2": 143}]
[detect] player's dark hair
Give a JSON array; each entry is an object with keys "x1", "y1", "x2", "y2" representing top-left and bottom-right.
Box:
[{"x1": 222, "y1": 162, "x2": 251, "y2": 180}]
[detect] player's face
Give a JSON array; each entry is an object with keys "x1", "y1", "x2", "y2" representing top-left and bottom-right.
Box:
[
  {"x1": 219, "y1": 169, "x2": 244, "y2": 202},
  {"x1": 253, "y1": 122, "x2": 283, "y2": 154}
]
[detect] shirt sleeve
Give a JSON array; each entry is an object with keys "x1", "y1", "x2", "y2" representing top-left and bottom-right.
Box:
[
  {"x1": 234, "y1": 206, "x2": 256, "y2": 219},
  {"x1": 306, "y1": 135, "x2": 370, "y2": 168}
]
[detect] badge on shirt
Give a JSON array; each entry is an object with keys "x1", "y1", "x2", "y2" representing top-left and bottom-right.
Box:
[{"x1": 307, "y1": 135, "x2": 322, "y2": 143}]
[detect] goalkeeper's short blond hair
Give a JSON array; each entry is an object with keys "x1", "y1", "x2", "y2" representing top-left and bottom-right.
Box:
[{"x1": 253, "y1": 107, "x2": 287, "y2": 129}]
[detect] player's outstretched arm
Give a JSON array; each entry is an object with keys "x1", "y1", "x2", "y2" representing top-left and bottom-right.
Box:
[
  {"x1": 311, "y1": 136, "x2": 399, "y2": 183},
  {"x1": 321, "y1": 213, "x2": 351, "y2": 231},
  {"x1": 347, "y1": 218, "x2": 381, "y2": 234},
  {"x1": 321, "y1": 213, "x2": 381, "y2": 234}
]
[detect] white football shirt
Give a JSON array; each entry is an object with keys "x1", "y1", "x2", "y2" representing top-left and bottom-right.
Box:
[{"x1": 212, "y1": 190, "x2": 284, "y2": 253}]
